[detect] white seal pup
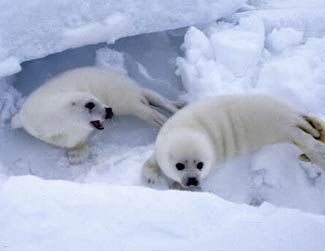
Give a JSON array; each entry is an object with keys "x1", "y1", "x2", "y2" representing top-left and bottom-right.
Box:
[
  {"x1": 12, "y1": 66, "x2": 185, "y2": 163},
  {"x1": 143, "y1": 95, "x2": 325, "y2": 188},
  {"x1": 11, "y1": 91, "x2": 113, "y2": 164}
]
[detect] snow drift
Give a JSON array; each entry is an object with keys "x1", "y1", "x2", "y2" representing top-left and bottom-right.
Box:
[
  {"x1": 1, "y1": 176, "x2": 325, "y2": 251},
  {"x1": 0, "y1": 0, "x2": 246, "y2": 77}
]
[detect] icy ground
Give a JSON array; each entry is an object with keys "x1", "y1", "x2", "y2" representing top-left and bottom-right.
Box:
[{"x1": 1, "y1": 0, "x2": 325, "y2": 250}]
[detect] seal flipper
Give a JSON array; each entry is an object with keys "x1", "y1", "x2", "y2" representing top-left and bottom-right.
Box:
[
  {"x1": 143, "y1": 89, "x2": 186, "y2": 114},
  {"x1": 299, "y1": 153, "x2": 311, "y2": 162},
  {"x1": 303, "y1": 115, "x2": 325, "y2": 142},
  {"x1": 297, "y1": 115, "x2": 325, "y2": 163}
]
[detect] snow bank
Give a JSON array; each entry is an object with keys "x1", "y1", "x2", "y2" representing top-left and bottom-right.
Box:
[
  {"x1": 1, "y1": 175, "x2": 325, "y2": 251},
  {"x1": 209, "y1": 16, "x2": 264, "y2": 77},
  {"x1": 176, "y1": 15, "x2": 265, "y2": 99},
  {"x1": 0, "y1": 0, "x2": 246, "y2": 77},
  {"x1": 257, "y1": 35, "x2": 325, "y2": 113}
]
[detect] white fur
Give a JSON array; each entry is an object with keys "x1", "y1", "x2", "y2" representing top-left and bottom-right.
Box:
[
  {"x1": 12, "y1": 67, "x2": 185, "y2": 163},
  {"x1": 143, "y1": 95, "x2": 325, "y2": 188}
]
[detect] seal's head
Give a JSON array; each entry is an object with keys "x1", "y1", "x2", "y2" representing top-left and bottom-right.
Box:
[
  {"x1": 157, "y1": 128, "x2": 215, "y2": 188},
  {"x1": 66, "y1": 92, "x2": 113, "y2": 130}
]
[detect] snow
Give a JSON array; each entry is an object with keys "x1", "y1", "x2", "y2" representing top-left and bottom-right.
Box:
[
  {"x1": 2, "y1": 175, "x2": 325, "y2": 251},
  {"x1": 1, "y1": 0, "x2": 325, "y2": 249},
  {"x1": 250, "y1": 0, "x2": 325, "y2": 8},
  {"x1": 95, "y1": 48, "x2": 126, "y2": 74},
  {"x1": 209, "y1": 16, "x2": 265, "y2": 77},
  {"x1": 176, "y1": 15, "x2": 265, "y2": 99},
  {"x1": 257, "y1": 35, "x2": 325, "y2": 112},
  {"x1": 0, "y1": 57, "x2": 21, "y2": 78},
  {"x1": 245, "y1": 3, "x2": 325, "y2": 37},
  {"x1": 266, "y1": 28, "x2": 304, "y2": 54},
  {"x1": 0, "y1": 0, "x2": 246, "y2": 77},
  {"x1": 0, "y1": 79, "x2": 22, "y2": 125}
]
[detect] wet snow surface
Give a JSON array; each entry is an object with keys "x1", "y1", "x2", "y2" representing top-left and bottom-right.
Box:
[{"x1": 1, "y1": 0, "x2": 325, "y2": 250}]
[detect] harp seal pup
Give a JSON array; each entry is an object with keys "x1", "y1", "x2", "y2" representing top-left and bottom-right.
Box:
[
  {"x1": 11, "y1": 67, "x2": 185, "y2": 164},
  {"x1": 142, "y1": 95, "x2": 325, "y2": 188}
]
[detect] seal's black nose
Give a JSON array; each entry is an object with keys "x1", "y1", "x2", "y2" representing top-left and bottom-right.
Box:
[
  {"x1": 186, "y1": 177, "x2": 199, "y2": 187},
  {"x1": 105, "y1": 107, "x2": 114, "y2": 119}
]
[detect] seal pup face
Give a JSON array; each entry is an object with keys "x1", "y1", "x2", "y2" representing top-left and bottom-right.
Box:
[
  {"x1": 67, "y1": 92, "x2": 113, "y2": 130},
  {"x1": 158, "y1": 129, "x2": 215, "y2": 188}
]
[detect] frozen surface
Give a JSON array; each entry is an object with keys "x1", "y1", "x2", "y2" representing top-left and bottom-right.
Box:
[
  {"x1": 0, "y1": 0, "x2": 245, "y2": 77},
  {"x1": 2, "y1": 0, "x2": 325, "y2": 249},
  {"x1": 2, "y1": 176, "x2": 325, "y2": 251}
]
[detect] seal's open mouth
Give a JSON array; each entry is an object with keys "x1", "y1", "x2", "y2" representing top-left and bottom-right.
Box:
[{"x1": 90, "y1": 120, "x2": 104, "y2": 130}]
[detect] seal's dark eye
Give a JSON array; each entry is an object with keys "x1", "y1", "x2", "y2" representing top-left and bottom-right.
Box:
[
  {"x1": 197, "y1": 162, "x2": 204, "y2": 170},
  {"x1": 175, "y1": 163, "x2": 185, "y2": 171},
  {"x1": 85, "y1": 102, "x2": 95, "y2": 110}
]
